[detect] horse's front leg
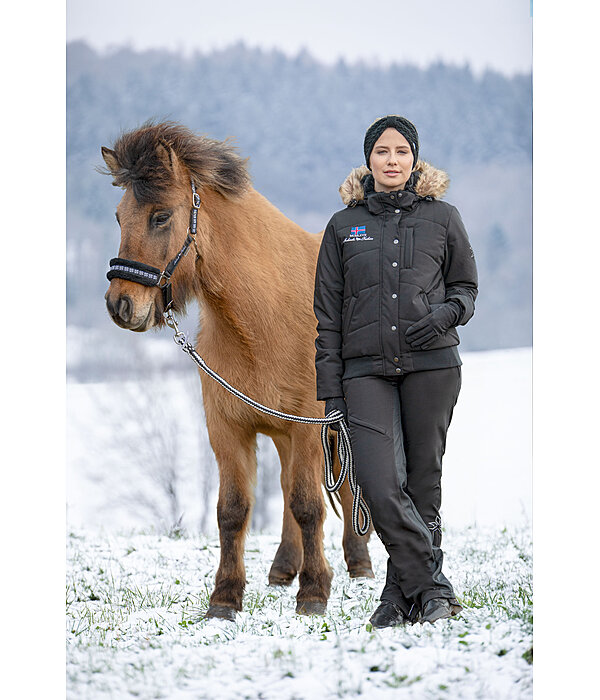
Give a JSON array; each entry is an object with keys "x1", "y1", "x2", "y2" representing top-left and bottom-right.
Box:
[
  {"x1": 289, "y1": 425, "x2": 333, "y2": 615},
  {"x1": 205, "y1": 428, "x2": 256, "y2": 620}
]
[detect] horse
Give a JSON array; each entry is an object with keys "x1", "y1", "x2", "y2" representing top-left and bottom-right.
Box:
[{"x1": 101, "y1": 121, "x2": 373, "y2": 619}]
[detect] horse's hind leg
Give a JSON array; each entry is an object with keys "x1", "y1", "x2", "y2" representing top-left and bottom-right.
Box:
[
  {"x1": 268, "y1": 433, "x2": 303, "y2": 586},
  {"x1": 205, "y1": 424, "x2": 256, "y2": 620},
  {"x1": 289, "y1": 425, "x2": 333, "y2": 615},
  {"x1": 339, "y1": 478, "x2": 375, "y2": 578},
  {"x1": 331, "y1": 432, "x2": 374, "y2": 578}
]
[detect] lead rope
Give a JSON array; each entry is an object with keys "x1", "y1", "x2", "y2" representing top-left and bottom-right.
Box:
[{"x1": 164, "y1": 309, "x2": 371, "y2": 536}]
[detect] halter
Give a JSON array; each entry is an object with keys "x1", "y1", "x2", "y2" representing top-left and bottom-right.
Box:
[{"x1": 106, "y1": 179, "x2": 202, "y2": 311}]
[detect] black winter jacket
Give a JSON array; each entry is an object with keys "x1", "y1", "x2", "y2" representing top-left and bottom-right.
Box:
[{"x1": 313, "y1": 161, "x2": 478, "y2": 401}]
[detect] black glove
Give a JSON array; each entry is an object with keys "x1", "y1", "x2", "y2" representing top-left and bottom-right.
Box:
[
  {"x1": 324, "y1": 397, "x2": 348, "y2": 432},
  {"x1": 405, "y1": 301, "x2": 461, "y2": 350}
]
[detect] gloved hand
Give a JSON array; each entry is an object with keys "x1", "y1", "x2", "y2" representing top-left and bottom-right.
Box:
[
  {"x1": 405, "y1": 301, "x2": 462, "y2": 350},
  {"x1": 325, "y1": 397, "x2": 348, "y2": 432}
]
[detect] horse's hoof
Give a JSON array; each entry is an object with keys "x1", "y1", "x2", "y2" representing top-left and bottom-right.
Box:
[
  {"x1": 296, "y1": 600, "x2": 327, "y2": 616},
  {"x1": 268, "y1": 570, "x2": 297, "y2": 586},
  {"x1": 205, "y1": 604, "x2": 237, "y2": 621},
  {"x1": 349, "y1": 567, "x2": 375, "y2": 579}
]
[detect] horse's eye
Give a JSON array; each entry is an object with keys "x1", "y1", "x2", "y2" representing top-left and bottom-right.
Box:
[{"x1": 152, "y1": 212, "x2": 171, "y2": 227}]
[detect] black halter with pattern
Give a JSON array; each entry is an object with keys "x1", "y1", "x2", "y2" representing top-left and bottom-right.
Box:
[{"x1": 106, "y1": 179, "x2": 201, "y2": 311}]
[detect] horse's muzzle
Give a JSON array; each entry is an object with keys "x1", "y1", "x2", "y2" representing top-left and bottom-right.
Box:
[
  {"x1": 109, "y1": 293, "x2": 133, "y2": 323},
  {"x1": 105, "y1": 290, "x2": 154, "y2": 331}
]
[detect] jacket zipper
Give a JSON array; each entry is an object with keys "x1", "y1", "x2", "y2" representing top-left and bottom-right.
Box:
[
  {"x1": 379, "y1": 213, "x2": 386, "y2": 360},
  {"x1": 403, "y1": 227, "x2": 414, "y2": 268}
]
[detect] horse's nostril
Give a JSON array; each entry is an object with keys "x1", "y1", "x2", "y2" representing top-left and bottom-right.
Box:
[
  {"x1": 106, "y1": 294, "x2": 116, "y2": 316},
  {"x1": 118, "y1": 295, "x2": 133, "y2": 323}
]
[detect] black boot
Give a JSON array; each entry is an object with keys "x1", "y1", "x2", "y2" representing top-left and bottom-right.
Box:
[
  {"x1": 421, "y1": 597, "x2": 462, "y2": 624},
  {"x1": 369, "y1": 601, "x2": 406, "y2": 629}
]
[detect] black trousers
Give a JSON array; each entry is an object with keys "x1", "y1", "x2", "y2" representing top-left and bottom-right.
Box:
[{"x1": 342, "y1": 366, "x2": 461, "y2": 615}]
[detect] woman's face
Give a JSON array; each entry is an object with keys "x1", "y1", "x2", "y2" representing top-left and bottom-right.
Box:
[{"x1": 369, "y1": 128, "x2": 414, "y2": 192}]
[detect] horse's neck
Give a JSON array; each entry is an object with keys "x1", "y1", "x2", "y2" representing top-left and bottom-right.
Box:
[{"x1": 196, "y1": 188, "x2": 308, "y2": 350}]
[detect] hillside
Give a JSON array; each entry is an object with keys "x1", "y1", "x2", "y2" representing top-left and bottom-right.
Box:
[{"x1": 67, "y1": 41, "x2": 532, "y2": 358}]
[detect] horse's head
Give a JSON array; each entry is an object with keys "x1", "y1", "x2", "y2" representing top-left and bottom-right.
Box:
[{"x1": 101, "y1": 121, "x2": 250, "y2": 331}]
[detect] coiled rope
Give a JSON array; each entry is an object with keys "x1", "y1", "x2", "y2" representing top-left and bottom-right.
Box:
[{"x1": 165, "y1": 310, "x2": 371, "y2": 536}]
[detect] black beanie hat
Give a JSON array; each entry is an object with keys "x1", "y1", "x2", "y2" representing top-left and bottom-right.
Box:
[{"x1": 364, "y1": 115, "x2": 419, "y2": 170}]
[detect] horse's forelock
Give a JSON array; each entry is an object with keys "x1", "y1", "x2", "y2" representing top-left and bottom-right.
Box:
[{"x1": 108, "y1": 121, "x2": 251, "y2": 202}]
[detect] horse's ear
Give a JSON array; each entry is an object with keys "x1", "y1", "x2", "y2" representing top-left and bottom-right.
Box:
[
  {"x1": 156, "y1": 141, "x2": 174, "y2": 171},
  {"x1": 156, "y1": 140, "x2": 188, "y2": 182},
  {"x1": 101, "y1": 147, "x2": 119, "y2": 174}
]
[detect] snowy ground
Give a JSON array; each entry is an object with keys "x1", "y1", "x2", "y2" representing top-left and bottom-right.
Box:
[
  {"x1": 66, "y1": 342, "x2": 532, "y2": 698},
  {"x1": 66, "y1": 522, "x2": 532, "y2": 699}
]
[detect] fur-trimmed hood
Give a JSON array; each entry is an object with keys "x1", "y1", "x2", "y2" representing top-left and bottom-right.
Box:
[{"x1": 339, "y1": 160, "x2": 450, "y2": 206}]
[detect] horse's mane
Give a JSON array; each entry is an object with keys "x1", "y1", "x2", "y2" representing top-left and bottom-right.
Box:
[{"x1": 102, "y1": 120, "x2": 251, "y2": 203}]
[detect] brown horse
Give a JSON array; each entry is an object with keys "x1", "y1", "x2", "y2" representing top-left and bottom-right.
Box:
[{"x1": 101, "y1": 121, "x2": 373, "y2": 619}]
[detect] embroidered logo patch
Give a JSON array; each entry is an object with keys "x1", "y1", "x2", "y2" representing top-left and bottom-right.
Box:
[
  {"x1": 427, "y1": 515, "x2": 442, "y2": 533},
  {"x1": 343, "y1": 225, "x2": 373, "y2": 243}
]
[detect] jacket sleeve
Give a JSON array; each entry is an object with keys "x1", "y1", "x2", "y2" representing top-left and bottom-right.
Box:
[
  {"x1": 313, "y1": 217, "x2": 345, "y2": 401},
  {"x1": 443, "y1": 206, "x2": 479, "y2": 326}
]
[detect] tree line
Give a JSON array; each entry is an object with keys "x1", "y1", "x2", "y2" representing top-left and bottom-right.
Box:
[{"x1": 67, "y1": 40, "x2": 532, "y2": 358}]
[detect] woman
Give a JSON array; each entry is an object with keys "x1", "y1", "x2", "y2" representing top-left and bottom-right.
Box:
[{"x1": 313, "y1": 115, "x2": 478, "y2": 627}]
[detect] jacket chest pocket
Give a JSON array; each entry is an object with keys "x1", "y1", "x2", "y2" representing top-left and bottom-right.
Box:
[{"x1": 402, "y1": 227, "x2": 414, "y2": 268}]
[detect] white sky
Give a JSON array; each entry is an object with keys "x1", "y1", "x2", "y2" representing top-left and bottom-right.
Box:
[{"x1": 67, "y1": 0, "x2": 532, "y2": 75}]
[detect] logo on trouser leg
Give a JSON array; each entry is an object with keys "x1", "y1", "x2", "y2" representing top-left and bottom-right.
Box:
[{"x1": 427, "y1": 515, "x2": 442, "y2": 534}]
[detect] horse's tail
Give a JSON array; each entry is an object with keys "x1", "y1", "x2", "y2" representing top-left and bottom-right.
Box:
[
  {"x1": 323, "y1": 432, "x2": 343, "y2": 519},
  {"x1": 326, "y1": 489, "x2": 343, "y2": 519}
]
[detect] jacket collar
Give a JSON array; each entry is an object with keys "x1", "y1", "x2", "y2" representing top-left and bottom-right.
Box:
[
  {"x1": 363, "y1": 178, "x2": 419, "y2": 215},
  {"x1": 338, "y1": 160, "x2": 450, "y2": 211}
]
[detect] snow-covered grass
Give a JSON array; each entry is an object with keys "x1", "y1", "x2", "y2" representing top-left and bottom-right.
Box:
[
  {"x1": 65, "y1": 341, "x2": 532, "y2": 696},
  {"x1": 66, "y1": 522, "x2": 532, "y2": 699}
]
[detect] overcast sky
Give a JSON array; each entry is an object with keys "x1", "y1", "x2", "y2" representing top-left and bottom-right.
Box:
[{"x1": 67, "y1": 0, "x2": 532, "y2": 76}]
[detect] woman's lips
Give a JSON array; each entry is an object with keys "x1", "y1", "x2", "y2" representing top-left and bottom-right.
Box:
[{"x1": 384, "y1": 171, "x2": 401, "y2": 175}]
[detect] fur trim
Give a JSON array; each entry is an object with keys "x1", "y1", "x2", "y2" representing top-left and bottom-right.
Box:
[{"x1": 338, "y1": 160, "x2": 450, "y2": 205}]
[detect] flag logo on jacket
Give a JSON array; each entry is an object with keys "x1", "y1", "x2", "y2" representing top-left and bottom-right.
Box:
[{"x1": 343, "y1": 225, "x2": 373, "y2": 243}]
